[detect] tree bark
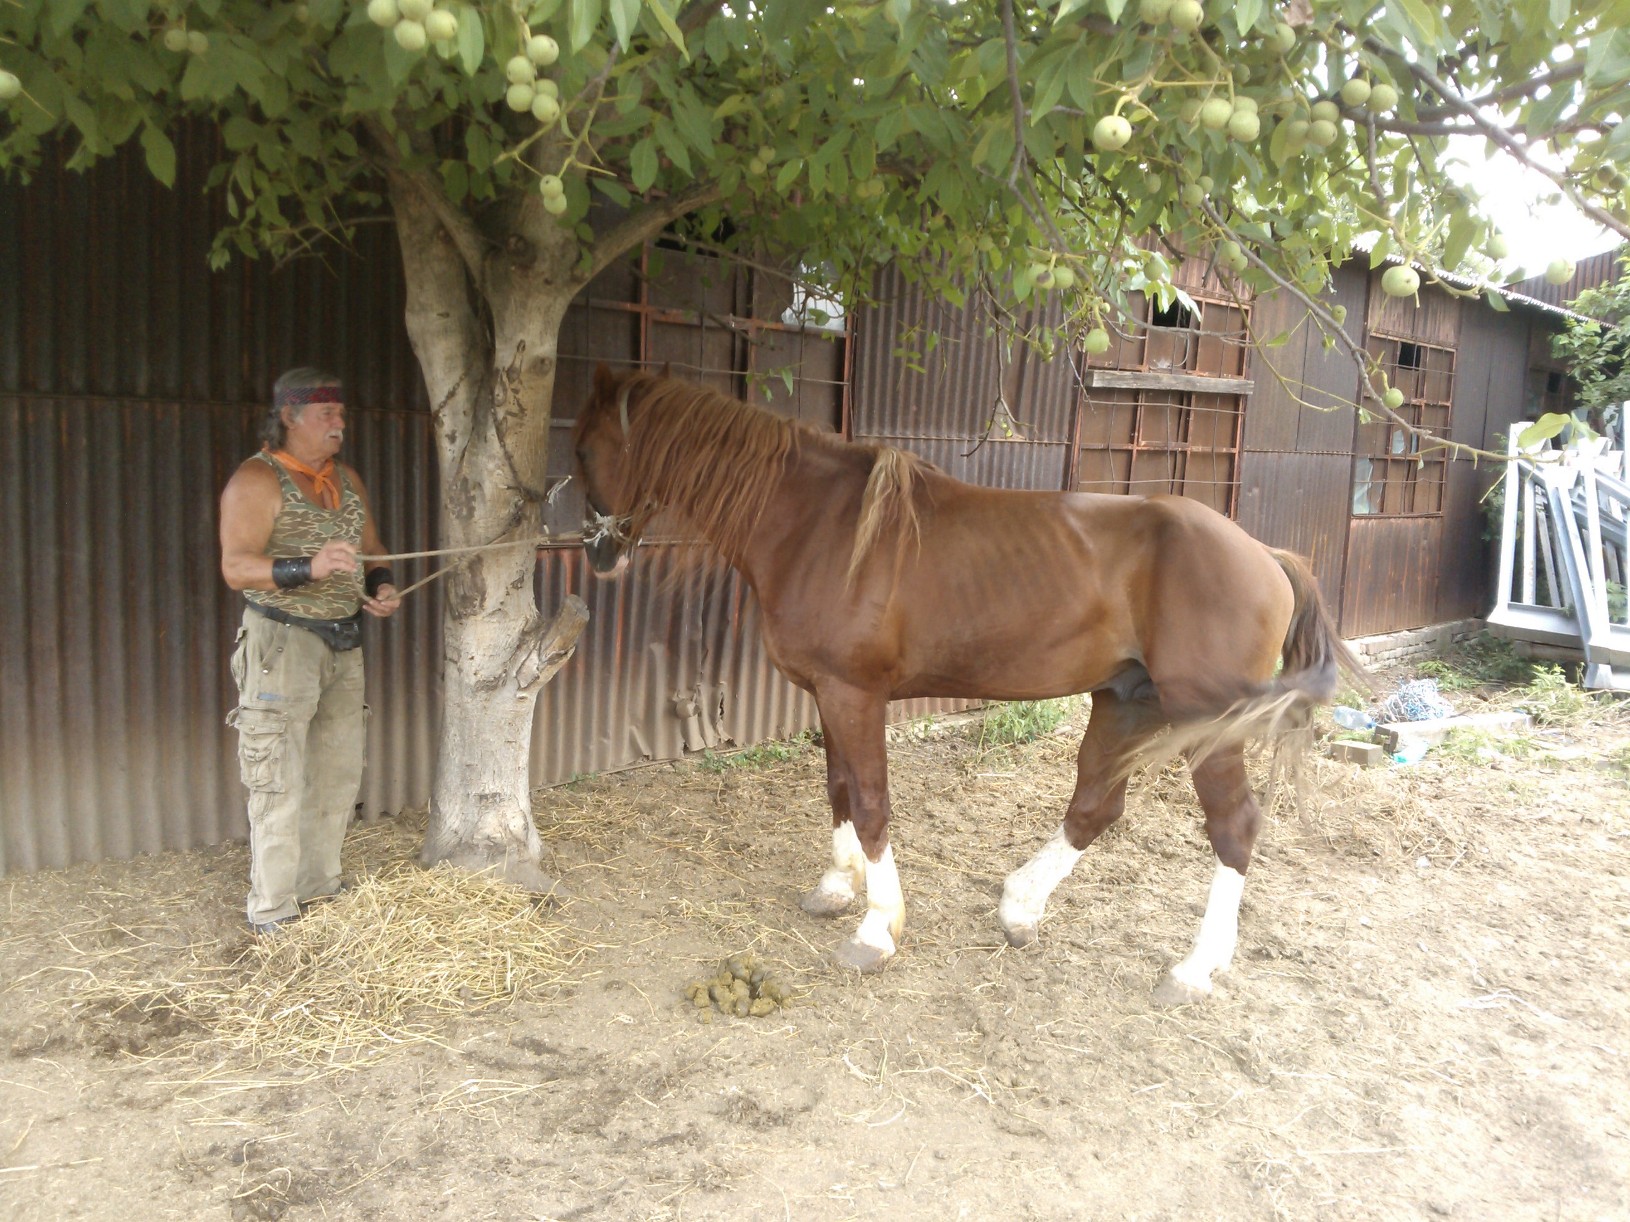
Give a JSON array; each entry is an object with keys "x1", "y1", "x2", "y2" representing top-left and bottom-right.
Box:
[{"x1": 388, "y1": 172, "x2": 588, "y2": 891}]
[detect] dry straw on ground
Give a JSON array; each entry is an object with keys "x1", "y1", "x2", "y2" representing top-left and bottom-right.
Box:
[{"x1": 71, "y1": 864, "x2": 585, "y2": 1069}]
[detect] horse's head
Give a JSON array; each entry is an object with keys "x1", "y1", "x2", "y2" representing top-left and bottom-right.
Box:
[{"x1": 572, "y1": 363, "x2": 646, "y2": 577}]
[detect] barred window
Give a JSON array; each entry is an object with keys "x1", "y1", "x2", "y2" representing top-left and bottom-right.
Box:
[
  {"x1": 1075, "y1": 296, "x2": 1250, "y2": 517},
  {"x1": 1351, "y1": 336, "x2": 1454, "y2": 516}
]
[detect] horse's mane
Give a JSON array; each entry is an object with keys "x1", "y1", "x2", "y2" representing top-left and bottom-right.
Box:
[
  {"x1": 619, "y1": 373, "x2": 925, "y2": 575},
  {"x1": 847, "y1": 447, "x2": 924, "y2": 586}
]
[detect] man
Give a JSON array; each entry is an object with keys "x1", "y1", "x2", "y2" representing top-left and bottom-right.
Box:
[{"x1": 219, "y1": 368, "x2": 401, "y2": 934}]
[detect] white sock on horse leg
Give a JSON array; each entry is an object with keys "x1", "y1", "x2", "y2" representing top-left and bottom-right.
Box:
[
  {"x1": 852, "y1": 844, "x2": 903, "y2": 955},
  {"x1": 1168, "y1": 862, "x2": 1246, "y2": 993},
  {"x1": 999, "y1": 826, "x2": 1084, "y2": 936},
  {"x1": 814, "y1": 821, "x2": 866, "y2": 904}
]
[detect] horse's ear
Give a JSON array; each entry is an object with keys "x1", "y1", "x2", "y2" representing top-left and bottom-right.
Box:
[
  {"x1": 658, "y1": 362, "x2": 671, "y2": 379},
  {"x1": 592, "y1": 363, "x2": 618, "y2": 399}
]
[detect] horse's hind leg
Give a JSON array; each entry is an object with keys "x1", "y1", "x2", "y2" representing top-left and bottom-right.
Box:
[
  {"x1": 800, "y1": 715, "x2": 866, "y2": 918},
  {"x1": 1000, "y1": 689, "x2": 1163, "y2": 947},
  {"x1": 1152, "y1": 743, "x2": 1260, "y2": 1006}
]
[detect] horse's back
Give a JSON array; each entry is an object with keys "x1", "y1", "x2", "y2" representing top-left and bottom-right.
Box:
[{"x1": 877, "y1": 480, "x2": 1290, "y2": 701}]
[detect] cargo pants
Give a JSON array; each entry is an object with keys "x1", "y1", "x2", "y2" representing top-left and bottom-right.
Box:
[{"x1": 228, "y1": 607, "x2": 367, "y2": 926}]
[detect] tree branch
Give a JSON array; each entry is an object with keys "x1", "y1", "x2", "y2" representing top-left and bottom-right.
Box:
[
  {"x1": 1412, "y1": 62, "x2": 1585, "y2": 121},
  {"x1": 584, "y1": 181, "x2": 728, "y2": 283},
  {"x1": 1000, "y1": 0, "x2": 1027, "y2": 191},
  {"x1": 1369, "y1": 39, "x2": 1630, "y2": 244}
]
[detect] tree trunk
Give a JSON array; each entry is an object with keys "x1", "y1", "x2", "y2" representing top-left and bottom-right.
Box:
[{"x1": 389, "y1": 175, "x2": 588, "y2": 891}]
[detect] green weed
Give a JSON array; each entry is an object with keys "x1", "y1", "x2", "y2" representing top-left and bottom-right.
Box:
[
  {"x1": 1419, "y1": 633, "x2": 1538, "y2": 689},
  {"x1": 1518, "y1": 664, "x2": 1601, "y2": 727},
  {"x1": 697, "y1": 733, "x2": 812, "y2": 773},
  {"x1": 1436, "y1": 727, "x2": 1538, "y2": 763},
  {"x1": 979, "y1": 697, "x2": 1082, "y2": 749}
]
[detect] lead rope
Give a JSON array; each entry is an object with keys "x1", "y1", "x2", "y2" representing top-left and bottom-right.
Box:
[{"x1": 355, "y1": 477, "x2": 590, "y2": 601}]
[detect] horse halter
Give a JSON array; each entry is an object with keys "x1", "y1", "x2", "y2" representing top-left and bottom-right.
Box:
[
  {"x1": 582, "y1": 507, "x2": 635, "y2": 548},
  {"x1": 579, "y1": 379, "x2": 641, "y2": 546}
]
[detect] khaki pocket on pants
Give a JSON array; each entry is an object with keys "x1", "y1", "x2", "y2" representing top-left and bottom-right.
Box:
[
  {"x1": 228, "y1": 706, "x2": 289, "y2": 793},
  {"x1": 230, "y1": 626, "x2": 249, "y2": 690}
]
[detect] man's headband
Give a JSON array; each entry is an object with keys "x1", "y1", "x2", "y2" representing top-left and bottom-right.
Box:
[{"x1": 275, "y1": 383, "x2": 344, "y2": 410}]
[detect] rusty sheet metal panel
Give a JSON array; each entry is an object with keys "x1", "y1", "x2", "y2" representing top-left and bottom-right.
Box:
[
  {"x1": 1369, "y1": 274, "x2": 1461, "y2": 345},
  {"x1": 1243, "y1": 270, "x2": 1368, "y2": 455},
  {"x1": 863, "y1": 434, "x2": 1070, "y2": 491},
  {"x1": 528, "y1": 547, "x2": 969, "y2": 787},
  {"x1": 1235, "y1": 450, "x2": 1353, "y2": 602},
  {"x1": 853, "y1": 264, "x2": 1077, "y2": 447},
  {"x1": 0, "y1": 394, "x2": 438, "y2": 877},
  {"x1": 1340, "y1": 515, "x2": 1446, "y2": 636},
  {"x1": 1509, "y1": 247, "x2": 1622, "y2": 308},
  {"x1": 0, "y1": 127, "x2": 427, "y2": 412}
]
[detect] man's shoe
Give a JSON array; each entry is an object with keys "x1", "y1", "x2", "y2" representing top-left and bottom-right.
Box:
[
  {"x1": 249, "y1": 916, "x2": 297, "y2": 936},
  {"x1": 299, "y1": 880, "x2": 351, "y2": 909}
]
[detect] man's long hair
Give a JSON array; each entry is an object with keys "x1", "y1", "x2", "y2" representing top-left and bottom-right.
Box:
[{"x1": 261, "y1": 367, "x2": 344, "y2": 450}]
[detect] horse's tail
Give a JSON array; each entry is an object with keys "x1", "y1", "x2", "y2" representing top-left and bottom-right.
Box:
[
  {"x1": 847, "y1": 447, "x2": 923, "y2": 587},
  {"x1": 1271, "y1": 548, "x2": 1369, "y2": 706},
  {"x1": 1136, "y1": 548, "x2": 1368, "y2": 775}
]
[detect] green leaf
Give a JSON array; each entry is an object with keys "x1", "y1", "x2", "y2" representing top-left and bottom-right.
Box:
[
  {"x1": 1517, "y1": 413, "x2": 1571, "y2": 449},
  {"x1": 1525, "y1": 77, "x2": 1576, "y2": 133},
  {"x1": 1442, "y1": 211, "x2": 1477, "y2": 272},
  {"x1": 1234, "y1": 0, "x2": 1263, "y2": 33},
  {"x1": 48, "y1": 0, "x2": 93, "y2": 38},
  {"x1": 457, "y1": 5, "x2": 485, "y2": 76},
  {"x1": 646, "y1": 0, "x2": 690, "y2": 59},
  {"x1": 1388, "y1": 0, "x2": 1450, "y2": 51},
  {"x1": 1485, "y1": 288, "x2": 1510, "y2": 313},
  {"x1": 1065, "y1": 50, "x2": 1098, "y2": 112},
  {"x1": 140, "y1": 124, "x2": 175, "y2": 187},
  {"x1": 610, "y1": 0, "x2": 640, "y2": 50},
  {"x1": 570, "y1": 0, "x2": 603, "y2": 53},
  {"x1": 774, "y1": 156, "x2": 803, "y2": 192},
  {"x1": 1585, "y1": 29, "x2": 1630, "y2": 87},
  {"x1": 630, "y1": 137, "x2": 658, "y2": 192},
  {"x1": 593, "y1": 177, "x2": 633, "y2": 207},
  {"x1": 222, "y1": 116, "x2": 260, "y2": 150}
]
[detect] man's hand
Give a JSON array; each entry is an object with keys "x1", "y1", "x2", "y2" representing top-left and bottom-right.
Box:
[
  {"x1": 311, "y1": 540, "x2": 359, "y2": 581},
  {"x1": 363, "y1": 585, "x2": 401, "y2": 619}
]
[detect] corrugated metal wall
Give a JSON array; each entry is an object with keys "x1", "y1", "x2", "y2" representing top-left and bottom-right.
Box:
[
  {"x1": 0, "y1": 134, "x2": 850, "y2": 877},
  {"x1": 851, "y1": 268, "x2": 1077, "y2": 490},
  {"x1": 0, "y1": 132, "x2": 442, "y2": 877},
  {"x1": 1236, "y1": 269, "x2": 1369, "y2": 600},
  {"x1": 1237, "y1": 262, "x2": 1550, "y2": 637}
]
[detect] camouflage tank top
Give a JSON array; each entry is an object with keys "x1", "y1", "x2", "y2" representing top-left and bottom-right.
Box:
[{"x1": 244, "y1": 451, "x2": 366, "y2": 621}]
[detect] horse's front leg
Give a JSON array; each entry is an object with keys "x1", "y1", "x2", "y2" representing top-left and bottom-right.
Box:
[
  {"x1": 810, "y1": 684, "x2": 901, "y2": 972},
  {"x1": 799, "y1": 715, "x2": 866, "y2": 918}
]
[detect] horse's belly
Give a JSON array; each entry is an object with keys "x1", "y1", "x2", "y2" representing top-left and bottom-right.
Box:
[{"x1": 893, "y1": 608, "x2": 1132, "y2": 701}]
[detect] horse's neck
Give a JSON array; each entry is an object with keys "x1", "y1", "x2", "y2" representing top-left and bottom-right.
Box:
[{"x1": 734, "y1": 439, "x2": 872, "y2": 580}]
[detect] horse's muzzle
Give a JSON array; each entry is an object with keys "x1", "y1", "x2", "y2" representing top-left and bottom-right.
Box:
[{"x1": 584, "y1": 535, "x2": 629, "y2": 578}]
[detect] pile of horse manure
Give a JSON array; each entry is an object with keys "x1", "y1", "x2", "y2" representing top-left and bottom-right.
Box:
[{"x1": 683, "y1": 952, "x2": 794, "y2": 1021}]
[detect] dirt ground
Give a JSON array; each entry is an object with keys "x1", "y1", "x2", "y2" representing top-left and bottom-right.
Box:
[{"x1": 3, "y1": 665, "x2": 1628, "y2": 1222}]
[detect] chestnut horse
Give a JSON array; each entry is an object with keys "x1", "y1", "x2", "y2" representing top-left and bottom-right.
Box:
[{"x1": 572, "y1": 366, "x2": 1362, "y2": 1003}]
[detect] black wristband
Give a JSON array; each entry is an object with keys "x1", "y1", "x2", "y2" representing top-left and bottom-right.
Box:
[
  {"x1": 271, "y1": 556, "x2": 314, "y2": 589},
  {"x1": 366, "y1": 566, "x2": 396, "y2": 598}
]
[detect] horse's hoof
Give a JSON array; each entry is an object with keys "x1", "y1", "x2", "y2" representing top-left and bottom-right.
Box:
[
  {"x1": 1002, "y1": 923, "x2": 1038, "y2": 949},
  {"x1": 1152, "y1": 973, "x2": 1210, "y2": 1008},
  {"x1": 800, "y1": 886, "x2": 855, "y2": 918},
  {"x1": 831, "y1": 937, "x2": 892, "y2": 973}
]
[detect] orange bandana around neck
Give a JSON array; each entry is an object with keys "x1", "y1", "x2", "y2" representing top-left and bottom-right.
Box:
[{"x1": 268, "y1": 448, "x2": 342, "y2": 510}]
